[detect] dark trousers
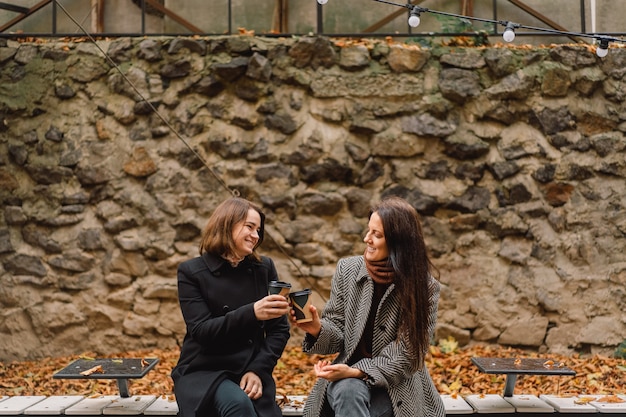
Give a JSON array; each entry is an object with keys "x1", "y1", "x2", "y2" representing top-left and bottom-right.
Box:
[{"x1": 209, "y1": 379, "x2": 258, "y2": 417}]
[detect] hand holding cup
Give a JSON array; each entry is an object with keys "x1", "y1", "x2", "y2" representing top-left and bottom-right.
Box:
[
  {"x1": 254, "y1": 294, "x2": 290, "y2": 320},
  {"x1": 268, "y1": 281, "x2": 291, "y2": 298},
  {"x1": 288, "y1": 291, "x2": 321, "y2": 337},
  {"x1": 289, "y1": 289, "x2": 313, "y2": 323}
]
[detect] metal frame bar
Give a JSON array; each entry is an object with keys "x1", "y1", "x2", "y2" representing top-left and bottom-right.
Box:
[
  {"x1": 507, "y1": 0, "x2": 583, "y2": 42},
  {"x1": 0, "y1": 0, "x2": 202, "y2": 35},
  {"x1": 362, "y1": 0, "x2": 426, "y2": 33},
  {"x1": 1, "y1": 0, "x2": 625, "y2": 39},
  {"x1": 0, "y1": 2, "x2": 29, "y2": 14},
  {"x1": 143, "y1": 0, "x2": 202, "y2": 33},
  {"x1": 0, "y1": 0, "x2": 52, "y2": 33}
]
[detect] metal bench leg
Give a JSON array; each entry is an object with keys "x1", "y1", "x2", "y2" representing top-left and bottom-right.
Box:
[
  {"x1": 117, "y1": 379, "x2": 130, "y2": 397},
  {"x1": 503, "y1": 374, "x2": 517, "y2": 397}
]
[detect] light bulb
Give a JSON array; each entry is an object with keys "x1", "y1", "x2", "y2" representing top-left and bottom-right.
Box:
[
  {"x1": 317, "y1": 0, "x2": 328, "y2": 4},
  {"x1": 408, "y1": 14, "x2": 421, "y2": 28},
  {"x1": 502, "y1": 27, "x2": 515, "y2": 42},
  {"x1": 596, "y1": 39, "x2": 610, "y2": 57}
]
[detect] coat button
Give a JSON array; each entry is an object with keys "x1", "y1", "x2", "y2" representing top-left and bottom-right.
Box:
[
  {"x1": 247, "y1": 339, "x2": 253, "y2": 344},
  {"x1": 223, "y1": 305, "x2": 230, "y2": 312},
  {"x1": 379, "y1": 325, "x2": 386, "y2": 332}
]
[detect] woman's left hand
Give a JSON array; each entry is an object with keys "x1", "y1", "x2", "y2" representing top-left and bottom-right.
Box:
[
  {"x1": 313, "y1": 360, "x2": 365, "y2": 382},
  {"x1": 240, "y1": 371, "x2": 263, "y2": 400}
]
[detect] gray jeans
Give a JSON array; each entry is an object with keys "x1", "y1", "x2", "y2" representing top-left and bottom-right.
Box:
[{"x1": 326, "y1": 378, "x2": 393, "y2": 417}]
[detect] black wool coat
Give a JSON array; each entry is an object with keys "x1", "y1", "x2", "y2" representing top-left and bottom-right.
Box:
[{"x1": 172, "y1": 252, "x2": 290, "y2": 417}]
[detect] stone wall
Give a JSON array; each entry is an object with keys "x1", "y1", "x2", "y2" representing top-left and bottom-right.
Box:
[{"x1": 1, "y1": 35, "x2": 625, "y2": 362}]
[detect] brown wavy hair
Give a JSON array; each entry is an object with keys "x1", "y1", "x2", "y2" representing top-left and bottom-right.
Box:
[
  {"x1": 370, "y1": 196, "x2": 438, "y2": 366},
  {"x1": 198, "y1": 197, "x2": 265, "y2": 262}
]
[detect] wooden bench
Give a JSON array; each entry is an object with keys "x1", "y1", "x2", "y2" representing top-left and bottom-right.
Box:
[
  {"x1": 1, "y1": 393, "x2": 625, "y2": 416},
  {"x1": 2, "y1": 356, "x2": 621, "y2": 416}
]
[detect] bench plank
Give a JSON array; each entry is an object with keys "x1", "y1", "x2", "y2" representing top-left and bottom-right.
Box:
[
  {"x1": 102, "y1": 396, "x2": 156, "y2": 415},
  {"x1": 24, "y1": 396, "x2": 84, "y2": 415},
  {"x1": 539, "y1": 394, "x2": 598, "y2": 413},
  {"x1": 540, "y1": 395, "x2": 598, "y2": 413},
  {"x1": 1, "y1": 393, "x2": 624, "y2": 417},
  {"x1": 465, "y1": 394, "x2": 516, "y2": 414},
  {"x1": 142, "y1": 397, "x2": 178, "y2": 415},
  {"x1": 590, "y1": 395, "x2": 626, "y2": 414},
  {"x1": 0, "y1": 397, "x2": 47, "y2": 415},
  {"x1": 503, "y1": 395, "x2": 554, "y2": 413},
  {"x1": 64, "y1": 396, "x2": 119, "y2": 415},
  {"x1": 441, "y1": 394, "x2": 475, "y2": 414},
  {"x1": 280, "y1": 395, "x2": 306, "y2": 416}
]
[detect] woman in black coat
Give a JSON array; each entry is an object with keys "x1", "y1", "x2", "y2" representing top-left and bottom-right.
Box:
[{"x1": 172, "y1": 197, "x2": 291, "y2": 417}]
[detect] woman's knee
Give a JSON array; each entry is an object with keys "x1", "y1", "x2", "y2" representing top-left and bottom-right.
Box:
[
  {"x1": 326, "y1": 378, "x2": 370, "y2": 405},
  {"x1": 328, "y1": 378, "x2": 368, "y2": 396}
]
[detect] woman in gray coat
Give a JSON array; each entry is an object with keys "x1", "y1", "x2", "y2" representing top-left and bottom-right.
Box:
[
  {"x1": 172, "y1": 197, "x2": 291, "y2": 417},
  {"x1": 290, "y1": 196, "x2": 445, "y2": 417}
]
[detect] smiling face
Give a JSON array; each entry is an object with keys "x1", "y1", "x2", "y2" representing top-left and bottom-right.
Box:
[
  {"x1": 363, "y1": 211, "x2": 389, "y2": 262},
  {"x1": 231, "y1": 208, "x2": 261, "y2": 258}
]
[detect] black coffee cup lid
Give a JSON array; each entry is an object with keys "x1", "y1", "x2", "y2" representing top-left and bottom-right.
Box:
[{"x1": 270, "y1": 281, "x2": 291, "y2": 287}]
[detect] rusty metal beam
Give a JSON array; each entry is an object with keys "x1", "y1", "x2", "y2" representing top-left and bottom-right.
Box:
[
  {"x1": 0, "y1": 0, "x2": 51, "y2": 33},
  {"x1": 462, "y1": 0, "x2": 474, "y2": 17},
  {"x1": 363, "y1": 0, "x2": 584, "y2": 41},
  {"x1": 363, "y1": 0, "x2": 426, "y2": 33},
  {"x1": 507, "y1": 0, "x2": 583, "y2": 42},
  {"x1": 0, "y1": 2, "x2": 29, "y2": 14},
  {"x1": 143, "y1": 0, "x2": 203, "y2": 34},
  {"x1": 272, "y1": 0, "x2": 288, "y2": 33},
  {"x1": 364, "y1": 0, "x2": 474, "y2": 35},
  {"x1": 97, "y1": 0, "x2": 104, "y2": 32},
  {"x1": 0, "y1": 0, "x2": 203, "y2": 35}
]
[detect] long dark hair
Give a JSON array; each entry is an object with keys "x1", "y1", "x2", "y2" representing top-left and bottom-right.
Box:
[
  {"x1": 370, "y1": 196, "x2": 437, "y2": 365},
  {"x1": 198, "y1": 197, "x2": 265, "y2": 262}
]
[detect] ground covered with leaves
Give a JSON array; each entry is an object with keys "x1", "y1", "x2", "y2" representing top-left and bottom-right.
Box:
[{"x1": 1, "y1": 342, "x2": 624, "y2": 398}]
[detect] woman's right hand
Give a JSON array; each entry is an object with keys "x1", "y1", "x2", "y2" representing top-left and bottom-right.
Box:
[
  {"x1": 254, "y1": 295, "x2": 290, "y2": 320},
  {"x1": 289, "y1": 304, "x2": 321, "y2": 338}
]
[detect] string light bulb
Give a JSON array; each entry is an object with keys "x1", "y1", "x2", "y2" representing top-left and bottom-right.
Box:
[
  {"x1": 596, "y1": 38, "x2": 610, "y2": 57},
  {"x1": 408, "y1": 7, "x2": 421, "y2": 28},
  {"x1": 377, "y1": 0, "x2": 625, "y2": 55},
  {"x1": 502, "y1": 22, "x2": 517, "y2": 42}
]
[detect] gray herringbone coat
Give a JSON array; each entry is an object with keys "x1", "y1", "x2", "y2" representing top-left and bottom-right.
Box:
[{"x1": 302, "y1": 255, "x2": 445, "y2": 417}]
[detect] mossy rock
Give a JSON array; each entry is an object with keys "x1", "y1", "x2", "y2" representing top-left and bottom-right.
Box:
[{"x1": 615, "y1": 339, "x2": 626, "y2": 359}]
